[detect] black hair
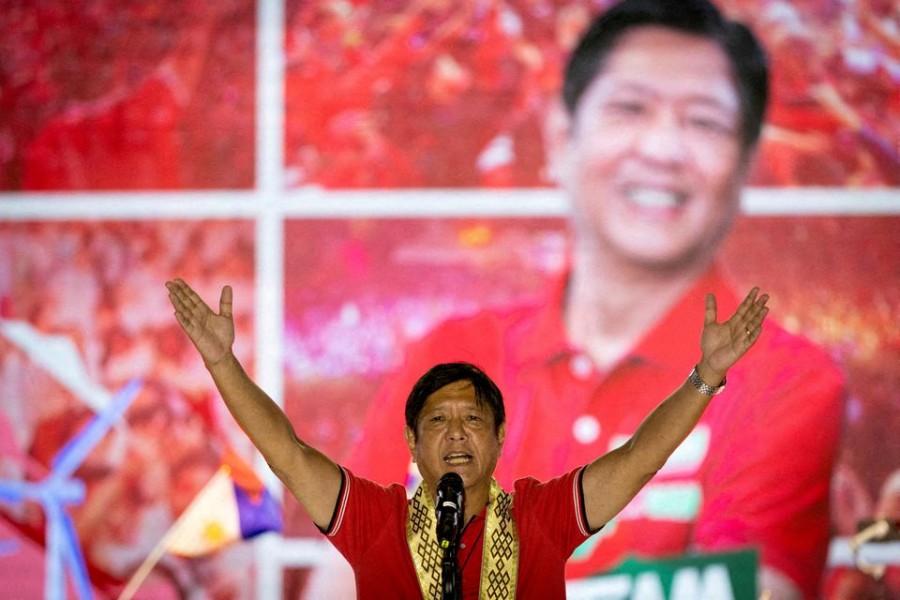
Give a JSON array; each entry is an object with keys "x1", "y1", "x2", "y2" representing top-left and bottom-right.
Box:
[
  {"x1": 405, "y1": 362, "x2": 506, "y2": 438},
  {"x1": 562, "y1": 0, "x2": 769, "y2": 152}
]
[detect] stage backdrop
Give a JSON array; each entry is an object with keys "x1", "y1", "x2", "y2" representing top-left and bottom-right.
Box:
[{"x1": 1, "y1": 0, "x2": 897, "y2": 599}]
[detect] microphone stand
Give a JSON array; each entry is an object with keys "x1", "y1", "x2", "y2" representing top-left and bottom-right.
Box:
[{"x1": 441, "y1": 537, "x2": 461, "y2": 600}]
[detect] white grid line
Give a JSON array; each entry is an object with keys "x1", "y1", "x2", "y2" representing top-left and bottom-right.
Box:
[{"x1": 2, "y1": 187, "x2": 899, "y2": 220}]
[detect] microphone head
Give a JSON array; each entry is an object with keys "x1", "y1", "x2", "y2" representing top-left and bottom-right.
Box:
[
  {"x1": 437, "y1": 472, "x2": 464, "y2": 495},
  {"x1": 436, "y1": 472, "x2": 465, "y2": 547}
]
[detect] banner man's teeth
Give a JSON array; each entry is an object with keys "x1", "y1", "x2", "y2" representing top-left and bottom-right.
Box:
[{"x1": 628, "y1": 189, "x2": 680, "y2": 208}]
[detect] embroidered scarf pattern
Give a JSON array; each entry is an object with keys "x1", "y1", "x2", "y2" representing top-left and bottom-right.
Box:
[{"x1": 407, "y1": 479, "x2": 518, "y2": 599}]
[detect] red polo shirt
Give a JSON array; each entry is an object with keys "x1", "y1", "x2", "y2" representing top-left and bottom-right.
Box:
[{"x1": 325, "y1": 466, "x2": 591, "y2": 598}]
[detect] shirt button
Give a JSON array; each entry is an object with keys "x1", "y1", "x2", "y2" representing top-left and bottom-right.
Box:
[
  {"x1": 569, "y1": 354, "x2": 593, "y2": 379},
  {"x1": 572, "y1": 415, "x2": 600, "y2": 444}
]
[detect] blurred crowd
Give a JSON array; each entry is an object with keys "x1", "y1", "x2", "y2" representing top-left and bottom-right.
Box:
[
  {"x1": 0, "y1": 221, "x2": 257, "y2": 598},
  {"x1": 0, "y1": 0, "x2": 255, "y2": 191}
]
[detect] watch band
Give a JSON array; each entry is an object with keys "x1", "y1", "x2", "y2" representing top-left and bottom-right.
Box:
[{"x1": 688, "y1": 366, "x2": 726, "y2": 396}]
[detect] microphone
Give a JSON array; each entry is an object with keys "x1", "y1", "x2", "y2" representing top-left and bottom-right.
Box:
[{"x1": 436, "y1": 472, "x2": 464, "y2": 549}]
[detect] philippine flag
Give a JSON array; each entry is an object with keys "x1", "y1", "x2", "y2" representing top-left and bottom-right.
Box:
[{"x1": 164, "y1": 447, "x2": 283, "y2": 557}]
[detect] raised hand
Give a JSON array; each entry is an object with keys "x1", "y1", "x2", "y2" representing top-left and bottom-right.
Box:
[
  {"x1": 166, "y1": 278, "x2": 234, "y2": 367},
  {"x1": 700, "y1": 287, "x2": 769, "y2": 378}
]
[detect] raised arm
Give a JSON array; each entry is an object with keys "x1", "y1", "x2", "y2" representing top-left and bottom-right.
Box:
[
  {"x1": 581, "y1": 287, "x2": 770, "y2": 531},
  {"x1": 165, "y1": 278, "x2": 341, "y2": 528}
]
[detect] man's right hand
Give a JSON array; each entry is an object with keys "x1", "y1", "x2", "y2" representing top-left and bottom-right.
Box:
[{"x1": 165, "y1": 278, "x2": 234, "y2": 367}]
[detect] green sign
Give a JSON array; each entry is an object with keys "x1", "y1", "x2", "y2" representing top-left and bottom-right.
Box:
[{"x1": 566, "y1": 550, "x2": 758, "y2": 600}]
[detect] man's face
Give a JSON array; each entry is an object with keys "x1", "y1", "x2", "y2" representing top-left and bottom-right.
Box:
[
  {"x1": 550, "y1": 26, "x2": 749, "y2": 269},
  {"x1": 405, "y1": 381, "x2": 505, "y2": 498}
]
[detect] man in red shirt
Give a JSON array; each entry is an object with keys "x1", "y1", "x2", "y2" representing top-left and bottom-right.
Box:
[
  {"x1": 309, "y1": 1, "x2": 845, "y2": 598},
  {"x1": 324, "y1": 440, "x2": 593, "y2": 598},
  {"x1": 165, "y1": 275, "x2": 769, "y2": 598}
]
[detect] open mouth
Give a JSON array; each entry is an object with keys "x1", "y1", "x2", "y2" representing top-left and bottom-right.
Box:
[{"x1": 444, "y1": 453, "x2": 473, "y2": 466}]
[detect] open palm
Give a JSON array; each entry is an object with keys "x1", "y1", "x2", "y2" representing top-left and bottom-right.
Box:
[
  {"x1": 166, "y1": 278, "x2": 235, "y2": 366},
  {"x1": 701, "y1": 288, "x2": 769, "y2": 375}
]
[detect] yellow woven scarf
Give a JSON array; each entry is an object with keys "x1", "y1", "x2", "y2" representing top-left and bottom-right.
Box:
[{"x1": 407, "y1": 479, "x2": 518, "y2": 599}]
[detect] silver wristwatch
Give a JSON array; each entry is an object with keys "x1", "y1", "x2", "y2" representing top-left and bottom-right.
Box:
[{"x1": 688, "y1": 366, "x2": 726, "y2": 396}]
